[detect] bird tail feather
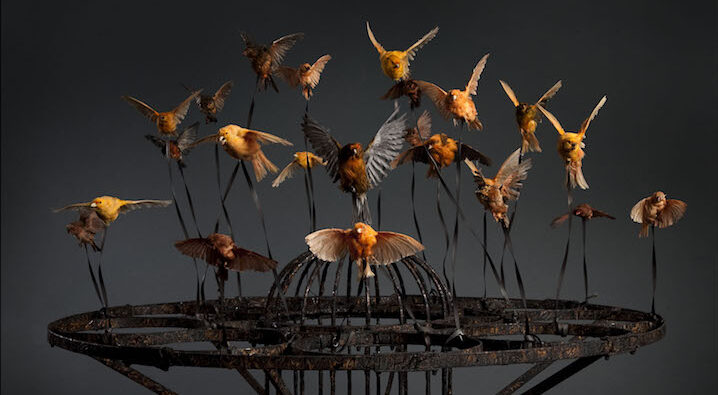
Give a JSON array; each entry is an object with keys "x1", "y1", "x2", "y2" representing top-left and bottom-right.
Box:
[
  {"x1": 252, "y1": 151, "x2": 278, "y2": 182},
  {"x1": 524, "y1": 131, "x2": 541, "y2": 153},
  {"x1": 567, "y1": 162, "x2": 589, "y2": 190}
]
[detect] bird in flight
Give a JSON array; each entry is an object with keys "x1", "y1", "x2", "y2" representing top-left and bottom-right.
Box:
[
  {"x1": 630, "y1": 192, "x2": 687, "y2": 237},
  {"x1": 551, "y1": 203, "x2": 615, "y2": 227},
  {"x1": 145, "y1": 122, "x2": 199, "y2": 168},
  {"x1": 272, "y1": 151, "x2": 327, "y2": 187},
  {"x1": 499, "y1": 80, "x2": 562, "y2": 153},
  {"x1": 122, "y1": 90, "x2": 202, "y2": 136},
  {"x1": 55, "y1": 196, "x2": 172, "y2": 225},
  {"x1": 241, "y1": 32, "x2": 304, "y2": 92},
  {"x1": 183, "y1": 81, "x2": 233, "y2": 124},
  {"x1": 366, "y1": 22, "x2": 438, "y2": 82},
  {"x1": 277, "y1": 54, "x2": 332, "y2": 100},
  {"x1": 65, "y1": 209, "x2": 106, "y2": 251}
]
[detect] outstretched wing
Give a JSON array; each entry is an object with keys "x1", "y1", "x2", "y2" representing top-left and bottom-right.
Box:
[
  {"x1": 460, "y1": 143, "x2": 492, "y2": 166},
  {"x1": 272, "y1": 160, "x2": 301, "y2": 187},
  {"x1": 172, "y1": 90, "x2": 202, "y2": 124},
  {"x1": 466, "y1": 53, "x2": 490, "y2": 96},
  {"x1": 228, "y1": 247, "x2": 277, "y2": 272},
  {"x1": 175, "y1": 238, "x2": 221, "y2": 265},
  {"x1": 188, "y1": 133, "x2": 219, "y2": 149},
  {"x1": 119, "y1": 199, "x2": 172, "y2": 213},
  {"x1": 658, "y1": 199, "x2": 687, "y2": 228},
  {"x1": 591, "y1": 208, "x2": 615, "y2": 220},
  {"x1": 630, "y1": 197, "x2": 649, "y2": 223},
  {"x1": 495, "y1": 148, "x2": 532, "y2": 201},
  {"x1": 53, "y1": 202, "x2": 91, "y2": 213},
  {"x1": 364, "y1": 106, "x2": 407, "y2": 188},
  {"x1": 212, "y1": 80, "x2": 233, "y2": 112},
  {"x1": 416, "y1": 110, "x2": 432, "y2": 140},
  {"x1": 392, "y1": 146, "x2": 428, "y2": 167},
  {"x1": 302, "y1": 114, "x2": 342, "y2": 180},
  {"x1": 277, "y1": 66, "x2": 300, "y2": 87},
  {"x1": 405, "y1": 26, "x2": 439, "y2": 61},
  {"x1": 365, "y1": 22, "x2": 385, "y2": 54},
  {"x1": 269, "y1": 32, "x2": 304, "y2": 67},
  {"x1": 80, "y1": 209, "x2": 106, "y2": 233},
  {"x1": 245, "y1": 129, "x2": 293, "y2": 146},
  {"x1": 499, "y1": 80, "x2": 519, "y2": 107},
  {"x1": 537, "y1": 80, "x2": 562, "y2": 106},
  {"x1": 176, "y1": 122, "x2": 199, "y2": 151},
  {"x1": 307, "y1": 54, "x2": 332, "y2": 88},
  {"x1": 145, "y1": 135, "x2": 166, "y2": 150},
  {"x1": 414, "y1": 80, "x2": 451, "y2": 120},
  {"x1": 550, "y1": 213, "x2": 570, "y2": 228},
  {"x1": 122, "y1": 96, "x2": 159, "y2": 122},
  {"x1": 372, "y1": 231, "x2": 424, "y2": 265},
  {"x1": 305, "y1": 228, "x2": 348, "y2": 262},
  {"x1": 463, "y1": 158, "x2": 488, "y2": 189},
  {"x1": 537, "y1": 105, "x2": 565, "y2": 135},
  {"x1": 579, "y1": 96, "x2": 607, "y2": 137}
]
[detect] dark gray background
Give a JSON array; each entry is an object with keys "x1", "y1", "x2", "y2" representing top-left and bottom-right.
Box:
[{"x1": 2, "y1": 0, "x2": 716, "y2": 393}]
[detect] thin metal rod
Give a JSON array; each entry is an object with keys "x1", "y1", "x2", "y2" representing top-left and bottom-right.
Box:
[{"x1": 522, "y1": 356, "x2": 601, "y2": 395}]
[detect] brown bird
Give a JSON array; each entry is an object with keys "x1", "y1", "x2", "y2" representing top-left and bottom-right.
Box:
[
  {"x1": 392, "y1": 111, "x2": 491, "y2": 177},
  {"x1": 303, "y1": 106, "x2": 406, "y2": 224},
  {"x1": 551, "y1": 203, "x2": 615, "y2": 227},
  {"x1": 55, "y1": 196, "x2": 172, "y2": 225},
  {"x1": 175, "y1": 233, "x2": 277, "y2": 281},
  {"x1": 464, "y1": 148, "x2": 532, "y2": 227},
  {"x1": 499, "y1": 80, "x2": 563, "y2": 153},
  {"x1": 538, "y1": 96, "x2": 607, "y2": 190},
  {"x1": 241, "y1": 32, "x2": 304, "y2": 92},
  {"x1": 122, "y1": 90, "x2": 202, "y2": 136},
  {"x1": 306, "y1": 222, "x2": 424, "y2": 280},
  {"x1": 66, "y1": 209, "x2": 106, "y2": 251},
  {"x1": 366, "y1": 22, "x2": 439, "y2": 82},
  {"x1": 191, "y1": 124, "x2": 293, "y2": 182},
  {"x1": 277, "y1": 54, "x2": 331, "y2": 100},
  {"x1": 272, "y1": 151, "x2": 327, "y2": 187},
  {"x1": 184, "y1": 81, "x2": 233, "y2": 123},
  {"x1": 381, "y1": 79, "x2": 422, "y2": 110},
  {"x1": 415, "y1": 53, "x2": 490, "y2": 130},
  {"x1": 145, "y1": 122, "x2": 198, "y2": 168},
  {"x1": 630, "y1": 192, "x2": 687, "y2": 237}
]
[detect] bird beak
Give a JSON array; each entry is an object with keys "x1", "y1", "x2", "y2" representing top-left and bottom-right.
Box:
[
  {"x1": 357, "y1": 228, "x2": 362, "y2": 233},
  {"x1": 427, "y1": 144, "x2": 433, "y2": 150},
  {"x1": 90, "y1": 202, "x2": 97, "y2": 208},
  {"x1": 219, "y1": 136, "x2": 226, "y2": 144},
  {"x1": 451, "y1": 95, "x2": 457, "y2": 100}
]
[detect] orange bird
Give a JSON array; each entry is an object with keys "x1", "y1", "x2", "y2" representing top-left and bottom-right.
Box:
[
  {"x1": 366, "y1": 22, "x2": 438, "y2": 82},
  {"x1": 66, "y1": 209, "x2": 106, "y2": 251},
  {"x1": 145, "y1": 122, "x2": 198, "y2": 168},
  {"x1": 392, "y1": 111, "x2": 491, "y2": 177},
  {"x1": 272, "y1": 151, "x2": 327, "y2": 187},
  {"x1": 415, "y1": 54, "x2": 490, "y2": 130},
  {"x1": 175, "y1": 233, "x2": 277, "y2": 281},
  {"x1": 122, "y1": 90, "x2": 202, "y2": 136},
  {"x1": 277, "y1": 54, "x2": 332, "y2": 100},
  {"x1": 499, "y1": 80, "x2": 563, "y2": 153},
  {"x1": 241, "y1": 32, "x2": 304, "y2": 92},
  {"x1": 306, "y1": 222, "x2": 424, "y2": 280},
  {"x1": 186, "y1": 81, "x2": 233, "y2": 124},
  {"x1": 630, "y1": 192, "x2": 687, "y2": 237},
  {"x1": 192, "y1": 125, "x2": 293, "y2": 182},
  {"x1": 551, "y1": 203, "x2": 615, "y2": 227},
  {"x1": 303, "y1": 106, "x2": 406, "y2": 224},
  {"x1": 538, "y1": 96, "x2": 607, "y2": 190},
  {"x1": 55, "y1": 196, "x2": 172, "y2": 225},
  {"x1": 464, "y1": 148, "x2": 532, "y2": 227}
]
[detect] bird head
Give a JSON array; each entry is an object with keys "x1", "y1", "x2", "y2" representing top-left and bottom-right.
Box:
[
  {"x1": 89, "y1": 197, "x2": 104, "y2": 209},
  {"x1": 448, "y1": 89, "x2": 461, "y2": 102},
  {"x1": 348, "y1": 143, "x2": 362, "y2": 158},
  {"x1": 652, "y1": 191, "x2": 666, "y2": 202},
  {"x1": 425, "y1": 134, "x2": 442, "y2": 150},
  {"x1": 300, "y1": 63, "x2": 311, "y2": 72},
  {"x1": 518, "y1": 103, "x2": 531, "y2": 113},
  {"x1": 218, "y1": 127, "x2": 235, "y2": 145},
  {"x1": 352, "y1": 222, "x2": 375, "y2": 236},
  {"x1": 159, "y1": 113, "x2": 169, "y2": 123}
]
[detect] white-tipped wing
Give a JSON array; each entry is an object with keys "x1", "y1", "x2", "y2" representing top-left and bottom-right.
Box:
[{"x1": 305, "y1": 228, "x2": 349, "y2": 262}]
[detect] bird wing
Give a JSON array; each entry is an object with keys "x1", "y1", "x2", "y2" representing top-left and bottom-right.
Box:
[
  {"x1": 466, "y1": 53, "x2": 490, "y2": 96},
  {"x1": 212, "y1": 80, "x2": 234, "y2": 113},
  {"x1": 365, "y1": 22, "x2": 385, "y2": 54},
  {"x1": 630, "y1": 197, "x2": 649, "y2": 223},
  {"x1": 536, "y1": 80, "x2": 562, "y2": 106},
  {"x1": 405, "y1": 26, "x2": 439, "y2": 61},
  {"x1": 578, "y1": 96, "x2": 607, "y2": 137},
  {"x1": 175, "y1": 238, "x2": 220, "y2": 265},
  {"x1": 305, "y1": 228, "x2": 349, "y2": 262},
  {"x1": 119, "y1": 199, "x2": 172, "y2": 213},
  {"x1": 228, "y1": 247, "x2": 277, "y2": 272},
  {"x1": 302, "y1": 114, "x2": 342, "y2": 181},
  {"x1": 550, "y1": 213, "x2": 570, "y2": 228},
  {"x1": 372, "y1": 231, "x2": 424, "y2": 265},
  {"x1": 269, "y1": 32, "x2": 304, "y2": 67},
  {"x1": 276, "y1": 66, "x2": 300, "y2": 87},
  {"x1": 176, "y1": 122, "x2": 199, "y2": 151},
  {"x1": 537, "y1": 105, "x2": 565, "y2": 135},
  {"x1": 272, "y1": 160, "x2": 301, "y2": 187},
  {"x1": 245, "y1": 129, "x2": 293, "y2": 146},
  {"x1": 307, "y1": 54, "x2": 331, "y2": 88},
  {"x1": 145, "y1": 134, "x2": 166, "y2": 150},
  {"x1": 392, "y1": 146, "x2": 427, "y2": 167},
  {"x1": 463, "y1": 158, "x2": 488, "y2": 189},
  {"x1": 172, "y1": 90, "x2": 203, "y2": 124},
  {"x1": 53, "y1": 202, "x2": 91, "y2": 213},
  {"x1": 460, "y1": 143, "x2": 492, "y2": 166},
  {"x1": 364, "y1": 106, "x2": 407, "y2": 188},
  {"x1": 591, "y1": 208, "x2": 615, "y2": 220},
  {"x1": 188, "y1": 133, "x2": 219, "y2": 149},
  {"x1": 657, "y1": 199, "x2": 687, "y2": 228},
  {"x1": 414, "y1": 80, "x2": 451, "y2": 120},
  {"x1": 122, "y1": 96, "x2": 159, "y2": 122},
  {"x1": 416, "y1": 110, "x2": 432, "y2": 140},
  {"x1": 495, "y1": 148, "x2": 532, "y2": 201},
  {"x1": 499, "y1": 80, "x2": 519, "y2": 107}
]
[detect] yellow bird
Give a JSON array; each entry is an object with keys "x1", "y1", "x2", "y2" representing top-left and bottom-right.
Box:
[
  {"x1": 538, "y1": 96, "x2": 607, "y2": 190},
  {"x1": 499, "y1": 80, "x2": 562, "y2": 153},
  {"x1": 55, "y1": 196, "x2": 172, "y2": 225},
  {"x1": 122, "y1": 90, "x2": 202, "y2": 136},
  {"x1": 192, "y1": 125, "x2": 293, "y2": 182},
  {"x1": 366, "y1": 22, "x2": 439, "y2": 81},
  {"x1": 272, "y1": 152, "x2": 327, "y2": 187},
  {"x1": 415, "y1": 54, "x2": 490, "y2": 130}
]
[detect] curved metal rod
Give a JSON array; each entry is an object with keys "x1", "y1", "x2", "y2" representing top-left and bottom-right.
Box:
[
  {"x1": 265, "y1": 251, "x2": 313, "y2": 319},
  {"x1": 300, "y1": 258, "x2": 324, "y2": 324},
  {"x1": 331, "y1": 258, "x2": 344, "y2": 326},
  {"x1": 401, "y1": 259, "x2": 432, "y2": 323},
  {"x1": 381, "y1": 265, "x2": 405, "y2": 324},
  {"x1": 294, "y1": 258, "x2": 316, "y2": 297},
  {"x1": 408, "y1": 256, "x2": 449, "y2": 320}
]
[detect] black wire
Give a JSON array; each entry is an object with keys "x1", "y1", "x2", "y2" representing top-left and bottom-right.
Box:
[
  {"x1": 651, "y1": 225, "x2": 657, "y2": 315},
  {"x1": 84, "y1": 245, "x2": 104, "y2": 309},
  {"x1": 377, "y1": 188, "x2": 382, "y2": 230},
  {"x1": 450, "y1": 138, "x2": 462, "y2": 298},
  {"x1": 482, "y1": 211, "x2": 487, "y2": 298},
  {"x1": 177, "y1": 163, "x2": 202, "y2": 238},
  {"x1": 97, "y1": 228, "x2": 109, "y2": 310},
  {"x1": 436, "y1": 181, "x2": 452, "y2": 293},
  {"x1": 410, "y1": 162, "x2": 427, "y2": 261},
  {"x1": 582, "y1": 218, "x2": 588, "y2": 303}
]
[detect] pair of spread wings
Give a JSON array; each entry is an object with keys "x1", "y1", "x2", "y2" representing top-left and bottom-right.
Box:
[
  {"x1": 272, "y1": 153, "x2": 327, "y2": 188},
  {"x1": 175, "y1": 238, "x2": 277, "y2": 272},
  {"x1": 465, "y1": 148, "x2": 531, "y2": 201},
  {"x1": 69, "y1": 209, "x2": 106, "y2": 233},
  {"x1": 199, "y1": 81, "x2": 233, "y2": 112},
  {"x1": 277, "y1": 55, "x2": 331, "y2": 88},
  {"x1": 366, "y1": 22, "x2": 439, "y2": 79},
  {"x1": 499, "y1": 80, "x2": 562, "y2": 109},
  {"x1": 241, "y1": 32, "x2": 304, "y2": 68},
  {"x1": 55, "y1": 200, "x2": 172, "y2": 215},
  {"x1": 302, "y1": 105, "x2": 407, "y2": 189},
  {"x1": 551, "y1": 205, "x2": 615, "y2": 227},
  {"x1": 305, "y1": 229, "x2": 424, "y2": 265},
  {"x1": 122, "y1": 90, "x2": 202, "y2": 127},
  {"x1": 539, "y1": 96, "x2": 607, "y2": 137},
  {"x1": 191, "y1": 127, "x2": 292, "y2": 148},
  {"x1": 415, "y1": 53, "x2": 490, "y2": 120},
  {"x1": 146, "y1": 122, "x2": 199, "y2": 153},
  {"x1": 630, "y1": 198, "x2": 687, "y2": 229}
]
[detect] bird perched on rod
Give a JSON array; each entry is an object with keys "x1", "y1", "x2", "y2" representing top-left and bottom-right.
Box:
[
  {"x1": 464, "y1": 148, "x2": 532, "y2": 228},
  {"x1": 183, "y1": 81, "x2": 233, "y2": 124},
  {"x1": 175, "y1": 233, "x2": 277, "y2": 281},
  {"x1": 65, "y1": 209, "x2": 106, "y2": 251},
  {"x1": 630, "y1": 192, "x2": 687, "y2": 237},
  {"x1": 366, "y1": 22, "x2": 438, "y2": 82},
  {"x1": 55, "y1": 196, "x2": 172, "y2": 225},
  {"x1": 551, "y1": 203, "x2": 615, "y2": 227},
  {"x1": 415, "y1": 54, "x2": 490, "y2": 130},
  {"x1": 277, "y1": 54, "x2": 332, "y2": 100},
  {"x1": 392, "y1": 111, "x2": 491, "y2": 177},
  {"x1": 272, "y1": 151, "x2": 327, "y2": 187},
  {"x1": 538, "y1": 96, "x2": 607, "y2": 190},
  {"x1": 145, "y1": 122, "x2": 199, "y2": 168},
  {"x1": 191, "y1": 125, "x2": 293, "y2": 182},
  {"x1": 122, "y1": 90, "x2": 202, "y2": 136},
  {"x1": 306, "y1": 222, "x2": 424, "y2": 280},
  {"x1": 303, "y1": 106, "x2": 406, "y2": 225},
  {"x1": 241, "y1": 32, "x2": 304, "y2": 92},
  {"x1": 499, "y1": 80, "x2": 563, "y2": 153}
]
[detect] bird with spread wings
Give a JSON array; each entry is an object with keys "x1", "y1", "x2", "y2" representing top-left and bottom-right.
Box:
[
  {"x1": 241, "y1": 32, "x2": 304, "y2": 92},
  {"x1": 122, "y1": 90, "x2": 202, "y2": 136},
  {"x1": 499, "y1": 80, "x2": 562, "y2": 153}
]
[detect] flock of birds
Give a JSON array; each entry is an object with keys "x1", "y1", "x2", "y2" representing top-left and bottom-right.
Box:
[{"x1": 53, "y1": 23, "x2": 687, "y2": 309}]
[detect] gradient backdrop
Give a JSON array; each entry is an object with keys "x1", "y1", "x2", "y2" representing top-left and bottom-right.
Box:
[{"x1": 2, "y1": 0, "x2": 716, "y2": 393}]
